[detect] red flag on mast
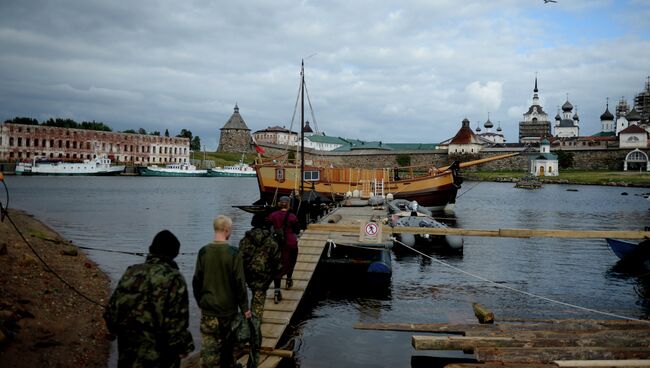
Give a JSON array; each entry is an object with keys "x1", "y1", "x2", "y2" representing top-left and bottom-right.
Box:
[{"x1": 251, "y1": 135, "x2": 265, "y2": 154}]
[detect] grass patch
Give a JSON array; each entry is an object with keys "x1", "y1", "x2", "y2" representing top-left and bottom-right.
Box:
[
  {"x1": 191, "y1": 151, "x2": 257, "y2": 167},
  {"x1": 466, "y1": 170, "x2": 650, "y2": 187}
]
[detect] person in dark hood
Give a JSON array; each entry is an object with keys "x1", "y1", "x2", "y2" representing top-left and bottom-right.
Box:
[{"x1": 104, "y1": 230, "x2": 194, "y2": 368}]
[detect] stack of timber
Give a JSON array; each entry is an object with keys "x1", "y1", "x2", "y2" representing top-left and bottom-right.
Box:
[{"x1": 368, "y1": 319, "x2": 650, "y2": 367}]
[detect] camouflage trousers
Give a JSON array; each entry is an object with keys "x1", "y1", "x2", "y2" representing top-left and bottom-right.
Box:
[
  {"x1": 248, "y1": 289, "x2": 267, "y2": 368},
  {"x1": 200, "y1": 314, "x2": 236, "y2": 368},
  {"x1": 116, "y1": 332, "x2": 181, "y2": 368}
]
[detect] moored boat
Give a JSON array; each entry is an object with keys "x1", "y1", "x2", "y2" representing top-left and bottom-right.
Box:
[
  {"x1": 15, "y1": 156, "x2": 125, "y2": 176},
  {"x1": 388, "y1": 199, "x2": 463, "y2": 251},
  {"x1": 252, "y1": 61, "x2": 518, "y2": 211},
  {"x1": 606, "y1": 238, "x2": 650, "y2": 270},
  {"x1": 138, "y1": 163, "x2": 207, "y2": 177},
  {"x1": 209, "y1": 155, "x2": 256, "y2": 177}
]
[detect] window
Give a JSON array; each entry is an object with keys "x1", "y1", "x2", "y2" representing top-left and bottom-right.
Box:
[
  {"x1": 26, "y1": 138, "x2": 30, "y2": 147},
  {"x1": 17, "y1": 137, "x2": 22, "y2": 147},
  {"x1": 627, "y1": 136, "x2": 640, "y2": 142},
  {"x1": 9, "y1": 137, "x2": 14, "y2": 146},
  {"x1": 275, "y1": 168, "x2": 285, "y2": 182},
  {"x1": 304, "y1": 170, "x2": 320, "y2": 182},
  {"x1": 34, "y1": 138, "x2": 39, "y2": 147},
  {"x1": 58, "y1": 140, "x2": 62, "y2": 148}
]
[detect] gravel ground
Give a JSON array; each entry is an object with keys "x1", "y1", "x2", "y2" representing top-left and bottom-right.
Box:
[{"x1": 0, "y1": 209, "x2": 110, "y2": 367}]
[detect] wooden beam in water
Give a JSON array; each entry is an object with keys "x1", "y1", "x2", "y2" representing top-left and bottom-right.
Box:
[
  {"x1": 474, "y1": 347, "x2": 650, "y2": 363},
  {"x1": 412, "y1": 335, "x2": 650, "y2": 351},
  {"x1": 307, "y1": 223, "x2": 650, "y2": 239}
]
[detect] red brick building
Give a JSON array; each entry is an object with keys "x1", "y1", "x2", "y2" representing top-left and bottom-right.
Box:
[{"x1": 0, "y1": 123, "x2": 190, "y2": 165}]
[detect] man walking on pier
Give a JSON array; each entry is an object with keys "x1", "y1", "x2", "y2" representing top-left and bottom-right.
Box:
[
  {"x1": 193, "y1": 215, "x2": 251, "y2": 368},
  {"x1": 239, "y1": 213, "x2": 282, "y2": 367},
  {"x1": 104, "y1": 230, "x2": 194, "y2": 368},
  {"x1": 268, "y1": 196, "x2": 300, "y2": 303}
]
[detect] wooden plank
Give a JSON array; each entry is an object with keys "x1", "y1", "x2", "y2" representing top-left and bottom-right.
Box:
[
  {"x1": 265, "y1": 289, "x2": 304, "y2": 300},
  {"x1": 258, "y1": 356, "x2": 283, "y2": 368},
  {"x1": 475, "y1": 347, "x2": 650, "y2": 364},
  {"x1": 412, "y1": 335, "x2": 650, "y2": 351},
  {"x1": 554, "y1": 360, "x2": 650, "y2": 367},
  {"x1": 262, "y1": 317, "x2": 290, "y2": 325},
  {"x1": 297, "y1": 254, "x2": 321, "y2": 263},
  {"x1": 294, "y1": 262, "x2": 317, "y2": 272},
  {"x1": 356, "y1": 321, "x2": 650, "y2": 334},
  {"x1": 298, "y1": 247, "x2": 325, "y2": 255},
  {"x1": 354, "y1": 322, "x2": 490, "y2": 334},
  {"x1": 262, "y1": 323, "x2": 285, "y2": 338},
  {"x1": 466, "y1": 329, "x2": 650, "y2": 339},
  {"x1": 445, "y1": 364, "x2": 554, "y2": 368},
  {"x1": 307, "y1": 223, "x2": 650, "y2": 240},
  {"x1": 261, "y1": 310, "x2": 291, "y2": 322},
  {"x1": 263, "y1": 299, "x2": 299, "y2": 312}
]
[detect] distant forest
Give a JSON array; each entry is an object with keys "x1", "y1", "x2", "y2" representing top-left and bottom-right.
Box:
[{"x1": 4, "y1": 117, "x2": 201, "y2": 150}]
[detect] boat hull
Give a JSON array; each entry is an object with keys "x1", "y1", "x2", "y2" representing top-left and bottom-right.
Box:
[
  {"x1": 15, "y1": 162, "x2": 125, "y2": 176},
  {"x1": 606, "y1": 238, "x2": 641, "y2": 260},
  {"x1": 138, "y1": 167, "x2": 207, "y2": 177},
  {"x1": 208, "y1": 170, "x2": 256, "y2": 177}
]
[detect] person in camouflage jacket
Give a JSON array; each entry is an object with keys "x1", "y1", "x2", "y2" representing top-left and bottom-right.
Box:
[
  {"x1": 239, "y1": 214, "x2": 282, "y2": 367},
  {"x1": 104, "y1": 230, "x2": 194, "y2": 368}
]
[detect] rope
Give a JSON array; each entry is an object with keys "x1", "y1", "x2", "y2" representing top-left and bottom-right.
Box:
[
  {"x1": 76, "y1": 245, "x2": 197, "y2": 257},
  {"x1": 1, "y1": 181, "x2": 107, "y2": 308},
  {"x1": 456, "y1": 180, "x2": 481, "y2": 199},
  {"x1": 390, "y1": 236, "x2": 650, "y2": 323}
]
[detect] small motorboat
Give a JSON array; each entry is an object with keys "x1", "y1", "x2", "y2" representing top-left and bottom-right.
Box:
[{"x1": 388, "y1": 199, "x2": 463, "y2": 252}]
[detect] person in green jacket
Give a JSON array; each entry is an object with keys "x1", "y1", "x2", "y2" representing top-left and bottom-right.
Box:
[
  {"x1": 193, "y1": 215, "x2": 251, "y2": 368},
  {"x1": 239, "y1": 213, "x2": 282, "y2": 367},
  {"x1": 104, "y1": 230, "x2": 194, "y2": 368}
]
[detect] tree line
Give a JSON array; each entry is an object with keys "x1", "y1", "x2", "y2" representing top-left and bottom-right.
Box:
[{"x1": 4, "y1": 117, "x2": 201, "y2": 151}]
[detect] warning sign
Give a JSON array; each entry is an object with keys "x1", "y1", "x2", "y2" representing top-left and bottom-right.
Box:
[{"x1": 359, "y1": 222, "x2": 383, "y2": 243}]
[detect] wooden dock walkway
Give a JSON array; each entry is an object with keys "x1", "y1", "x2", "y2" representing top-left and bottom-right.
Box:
[{"x1": 239, "y1": 203, "x2": 389, "y2": 367}]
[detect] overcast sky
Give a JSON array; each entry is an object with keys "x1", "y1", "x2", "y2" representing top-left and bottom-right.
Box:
[{"x1": 1, "y1": 0, "x2": 649, "y2": 149}]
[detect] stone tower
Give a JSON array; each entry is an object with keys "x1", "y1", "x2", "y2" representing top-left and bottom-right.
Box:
[{"x1": 217, "y1": 104, "x2": 251, "y2": 153}]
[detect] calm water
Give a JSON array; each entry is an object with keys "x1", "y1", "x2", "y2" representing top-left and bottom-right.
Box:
[{"x1": 4, "y1": 176, "x2": 650, "y2": 367}]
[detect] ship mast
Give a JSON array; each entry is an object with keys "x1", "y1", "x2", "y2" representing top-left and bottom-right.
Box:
[{"x1": 300, "y1": 59, "x2": 305, "y2": 198}]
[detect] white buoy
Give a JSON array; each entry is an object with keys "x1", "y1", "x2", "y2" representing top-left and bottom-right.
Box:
[
  {"x1": 352, "y1": 189, "x2": 360, "y2": 198},
  {"x1": 345, "y1": 191, "x2": 352, "y2": 198},
  {"x1": 386, "y1": 193, "x2": 394, "y2": 201}
]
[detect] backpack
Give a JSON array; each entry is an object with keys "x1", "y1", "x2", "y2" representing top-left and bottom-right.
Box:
[
  {"x1": 243, "y1": 229, "x2": 276, "y2": 281},
  {"x1": 270, "y1": 211, "x2": 290, "y2": 247}
]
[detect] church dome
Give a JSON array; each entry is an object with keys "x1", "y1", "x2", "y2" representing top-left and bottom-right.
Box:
[
  {"x1": 626, "y1": 108, "x2": 641, "y2": 121},
  {"x1": 484, "y1": 119, "x2": 494, "y2": 128},
  {"x1": 462, "y1": 118, "x2": 470, "y2": 128},
  {"x1": 573, "y1": 113, "x2": 579, "y2": 121},
  {"x1": 562, "y1": 100, "x2": 573, "y2": 112},
  {"x1": 496, "y1": 125, "x2": 502, "y2": 132},
  {"x1": 475, "y1": 125, "x2": 481, "y2": 132},
  {"x1": 600, "y1": 107, "x2": 614, "y2": 121},
  {"x1": 555, "y1": 112, "x2": 561, "y2": 121},
  {"x1": 304, "y1": 121, "x2": 314, "y2": 133}
]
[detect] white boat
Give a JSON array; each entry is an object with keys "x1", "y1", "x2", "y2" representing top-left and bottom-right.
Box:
[
  {"x1": 388, "y1": 199, "x2": 464, "y2": 251},
  {"x1": 138, "y1": 163, "x2": 207, "y2": 177},
  {"x1": 15, "y1": 156, "x2": 125, "y2": 176},
  {"x1": 209, "y1": 156, "x2": 256, "y2": 177}
]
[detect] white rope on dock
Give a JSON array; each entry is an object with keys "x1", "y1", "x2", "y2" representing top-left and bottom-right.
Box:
[{"x1": 389, "y1": 236, "x2": 650, "y2": 324}]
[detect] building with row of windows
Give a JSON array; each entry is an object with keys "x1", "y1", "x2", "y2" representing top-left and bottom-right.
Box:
[{"x1": 0, "y1": 123, "x2": 190, "y2": 165}]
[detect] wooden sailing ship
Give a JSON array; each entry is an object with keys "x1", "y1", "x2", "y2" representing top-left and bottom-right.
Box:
[{"x1": 252, "y1": 61, "x2": 518, "y2": 210}]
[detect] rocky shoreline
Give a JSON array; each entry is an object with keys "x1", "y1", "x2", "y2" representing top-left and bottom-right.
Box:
[{"x1": 0, "y1": 209, "x2": 110, "y2": 367}]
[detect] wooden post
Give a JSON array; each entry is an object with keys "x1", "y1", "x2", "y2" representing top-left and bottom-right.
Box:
[{"x1": 472, "y1": 303, "x2": 494, "y2": 324}]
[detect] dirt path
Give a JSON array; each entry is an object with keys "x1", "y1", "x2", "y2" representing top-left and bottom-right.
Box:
[{"x1": 0, "y1": 209, "x2": 110, "y2": 367}]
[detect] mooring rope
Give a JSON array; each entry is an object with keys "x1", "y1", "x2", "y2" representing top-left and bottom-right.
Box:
[{"x1": 390, "y1": 236, "x2": 650, "y2": 323}]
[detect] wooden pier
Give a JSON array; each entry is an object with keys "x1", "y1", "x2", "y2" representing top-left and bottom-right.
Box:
[{"x1": 232, "y1": 203, "x2": 390, "y2": 367}]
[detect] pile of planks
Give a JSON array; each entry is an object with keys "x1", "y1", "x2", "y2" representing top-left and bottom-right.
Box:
[{"x1": 356, "y1": 319, "x2": 650, "y2": 367}]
